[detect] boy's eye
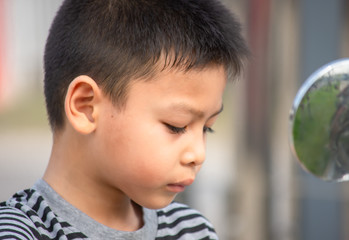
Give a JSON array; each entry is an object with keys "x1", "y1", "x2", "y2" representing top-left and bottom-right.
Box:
[
  {"x1": 165, "y1": 124, "x2": 187, "y2": 134},
  {"x1": 164, "y1": 124, "x2": 215, "y2": 134},
  {"x1": 203, "y1": 126, "x2": 214, "y2": 134}
]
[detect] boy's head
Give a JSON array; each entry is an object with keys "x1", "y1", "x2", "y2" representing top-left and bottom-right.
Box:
[{"x1": 43, "y1": 0, "x2": 248, "y2": 132}]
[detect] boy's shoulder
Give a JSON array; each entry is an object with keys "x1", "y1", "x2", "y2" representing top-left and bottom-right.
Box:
[
  {"x1": 0, "y1": 188, "x2": 87, "y2": 239},
  {"x1": 0, "y1": 197, "x2": 37, "y2": 240},
  {"x1": 155, "y1": 201, "x2": 218, "y2": 239}
]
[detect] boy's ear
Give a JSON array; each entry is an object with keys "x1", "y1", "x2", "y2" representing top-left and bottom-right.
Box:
[{"x1": 64, "y1": 75, "x2": 102, "y2": 134}]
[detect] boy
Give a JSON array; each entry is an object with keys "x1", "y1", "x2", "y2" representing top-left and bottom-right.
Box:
[{"x1": 0, "y1": 0, "x2": 248, "y2": 239}]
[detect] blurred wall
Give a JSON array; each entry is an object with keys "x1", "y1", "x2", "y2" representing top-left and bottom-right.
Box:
[{"x1": 0, "y1": 0, "x2": 62, "y2": 200}]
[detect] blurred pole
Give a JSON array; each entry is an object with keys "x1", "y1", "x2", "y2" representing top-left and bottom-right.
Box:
[
  {"x1": 298, "y1": 0, "x2": 344, "y2": 239},
  {"x1": 244, "y1": 0, "x2": 299, "y2": 239},
  {"x1": 341, "y1": 0, "x2": 349, "y2": 238},
  {"x1": 342, "y1": 0, "x2": 349, "y2": 57},
  {"x1": 246, "y1": 0, "x2": 270, "y2": 153},
  {"x1": 268, "y1": 1, "x2": 299, "y2": 240},
  {"x1": 241, "y1": 0, "x2": 271, "y2": 239}
]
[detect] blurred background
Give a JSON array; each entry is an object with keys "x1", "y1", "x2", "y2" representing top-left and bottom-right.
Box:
[{"x1": 0, "y1": 0, "x2": 349, "y2": 239}]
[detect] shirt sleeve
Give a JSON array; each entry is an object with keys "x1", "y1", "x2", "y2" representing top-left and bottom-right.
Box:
[
  {"x1": 156, "y1": 202, "x2": 219, "y2": 240},
  {"x1": 0, "y1": 206, "x2": 37, "y2": 240}
]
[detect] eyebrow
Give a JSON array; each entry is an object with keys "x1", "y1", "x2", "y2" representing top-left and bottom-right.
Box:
[{"x1": 167, "y1": 103, "x2": 224, "y2": 119}]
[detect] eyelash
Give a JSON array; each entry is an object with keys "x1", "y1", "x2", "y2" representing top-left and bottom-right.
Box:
[
  {"x1": 165, "y1": 124, "x2": 187, "y2": 134},
  {"x1": 165, "y1": 124, "x2": 214, "y2": 134},
  {"x1": 203, "y1": 126, "x2": 215, "y2": 134}
]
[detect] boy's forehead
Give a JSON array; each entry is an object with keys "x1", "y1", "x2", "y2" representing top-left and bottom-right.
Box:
[
  {"x1": 124, "y1": 64, "x2": 226, "y2": 114},
  {"x1": 165, "y1": 102, "x2": 224, "y2": 118}
]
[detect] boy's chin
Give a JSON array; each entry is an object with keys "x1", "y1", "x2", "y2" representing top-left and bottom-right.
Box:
[{"x1": 134, "y1": 196, "x2": 176, "y2": 210}]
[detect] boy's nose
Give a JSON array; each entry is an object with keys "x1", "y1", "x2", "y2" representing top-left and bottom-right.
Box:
[{"x1": 181, "y1": 137, "x2": 206, "y2": 167}]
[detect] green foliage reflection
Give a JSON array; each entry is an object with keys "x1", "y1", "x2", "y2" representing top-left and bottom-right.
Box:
[{"x1": 293, "y1": 82, "x2": 339, "y2": 176}]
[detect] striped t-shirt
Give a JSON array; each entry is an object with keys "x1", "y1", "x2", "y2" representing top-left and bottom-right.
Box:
[{"x1": 0, "y1": 180, "x2": 218, "y2": 240}]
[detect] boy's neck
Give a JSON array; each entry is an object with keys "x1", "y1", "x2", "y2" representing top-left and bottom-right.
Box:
[{"x1": 43, "y1": 129, "x2": 143, "y2": 231}]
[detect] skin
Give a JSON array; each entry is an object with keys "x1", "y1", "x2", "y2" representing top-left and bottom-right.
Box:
[{"x1": 43, "y1": 65, "x2": 227, "y2": 231}]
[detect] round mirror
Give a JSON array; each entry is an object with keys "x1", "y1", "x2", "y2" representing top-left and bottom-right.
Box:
[{"x1": 290, "y1": 58, "x2": 349, "y2": 181}]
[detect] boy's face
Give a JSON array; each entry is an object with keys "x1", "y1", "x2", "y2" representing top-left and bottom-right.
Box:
[{"x1": 93, "y1": 66, "x2": 226, "y2": 209}]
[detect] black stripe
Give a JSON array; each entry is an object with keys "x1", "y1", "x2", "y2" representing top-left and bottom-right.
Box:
[
  {"x1": 0, "y1": 211, "x2": 28, "y2": 220},
  {"x1": 25, "y1": 210, "x2": 39, "y2": 220},
  {"x1": 28, "y1": 225, "x2": 45, "y2": 240},
  {"x1": 12, "y1": 193, "x2": 22, "y2": 201},
  {"x1": 25, "y1": 190, "x2": 35, "y2": 202},
  {"x1": 157, "y1": 206, "x2": 190, "y2": 217},
  {"x1": 0, "y1": 234, "x2": 22, "y2": 239},
  {"x1": 157, "y1": 213, "x2": 202, "y2": 229},
  {"x1": 156, "y1": 223, "x2": 215, "y2": 240},
  {"x1": 41, "y1": 206, "x2": 51, "y2": 223},
  {"x1": 33, "y1": 216, "x2": 57, "y2": 233},
  {"x1": 0, "y1": 228, "x2": 31, "y2": 239},
  {"x1": 32, "y1": 196, "x2": 44, "y2": 213},
  {"x1": 0, "y1": 222, "x2": 33, "y2": 239},
  {"x1": 60, "y1": 222, "x2": 71, "y2": 228},
  {"x1": 198, "y1": 237, "x2": 211, "y2": 240},
  {"x1": 14, "y1": 203, "x2": 23, "y2": 211},
  {"x1": 66, "y1": 232, "x2": 88, "y2": 239}
]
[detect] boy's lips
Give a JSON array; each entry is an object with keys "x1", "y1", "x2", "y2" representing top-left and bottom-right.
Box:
[{"x1": 167, "y1": 178, "x2": 194, "y2": 193}]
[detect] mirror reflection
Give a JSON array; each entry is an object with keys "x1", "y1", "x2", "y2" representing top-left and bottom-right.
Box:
[{"x1": 290, "y1": 58, "x2": 349, "y2": 181}]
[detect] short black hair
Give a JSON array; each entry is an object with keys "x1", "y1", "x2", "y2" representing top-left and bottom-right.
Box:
[{"x1": 44, "y1": 0, "x2": 249, "y2": 131}]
